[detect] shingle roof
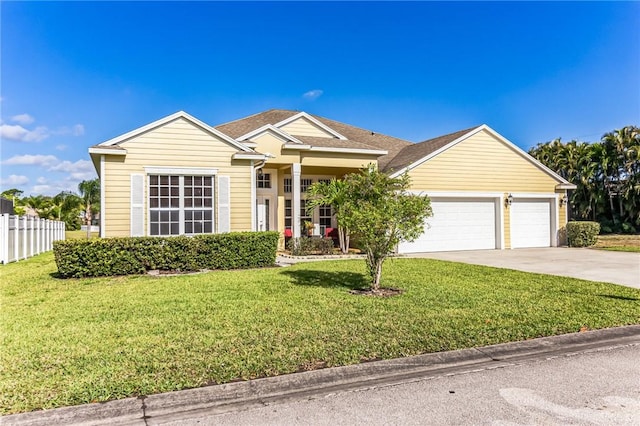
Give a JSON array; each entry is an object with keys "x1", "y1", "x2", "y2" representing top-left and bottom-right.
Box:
[
  {"x1": 214, "y1": 109, "x2": 412, "y2": 169},
  {"x1": 382, "y1": 126, "x2": 480, "y2": 173}
]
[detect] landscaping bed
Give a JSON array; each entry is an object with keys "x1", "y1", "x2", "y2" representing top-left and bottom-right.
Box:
[
  {"x1": 1, "y1": 253, "x2": 638, "y2": 414},
  {"x1": 593, "y1": 234, "x2": 640, "y2": 252}
]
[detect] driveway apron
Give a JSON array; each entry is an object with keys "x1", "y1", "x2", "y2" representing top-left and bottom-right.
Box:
[{"x1": 407, "y1": 248, "x2": 640, "y2": 289}]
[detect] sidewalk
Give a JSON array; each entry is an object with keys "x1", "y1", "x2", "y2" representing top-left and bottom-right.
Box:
[{"x1": 3, "y1": 325, "x2": 639, "y2": 426}]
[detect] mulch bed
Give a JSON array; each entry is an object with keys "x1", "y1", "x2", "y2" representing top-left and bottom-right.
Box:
[{"x1": 349, "y1": 287, "x2": 404, "y2": 297}]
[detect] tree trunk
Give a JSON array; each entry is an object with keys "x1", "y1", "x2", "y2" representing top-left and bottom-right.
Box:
[
  {"x1": 371, "y1": 256, "x2": 383, "y2": 292},
  {"x1": 85, "y1": 204, "x2": 92, "y2": 239},
  {"x1": 338, "y1": 226, "x2": 349, "y2": 254}
]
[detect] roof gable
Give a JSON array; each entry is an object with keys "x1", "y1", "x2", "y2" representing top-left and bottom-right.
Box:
[
  {"x1": 388, "y1": 124, "x2": 572, "y2": 185},
  {"x1": 274, "y1": 112, "x2": 347, "y2": 140},
  {"x1": 95, "y1": 111, "x2": 253, "y2": 153}
]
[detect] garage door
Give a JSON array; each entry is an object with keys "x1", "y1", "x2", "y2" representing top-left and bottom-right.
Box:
[
  {"x1": 398, "y1": 198, "x2": 497, "y2": 253},
  {"x1": 510, "y1": 199, "x2": 551, "y2": 248}
]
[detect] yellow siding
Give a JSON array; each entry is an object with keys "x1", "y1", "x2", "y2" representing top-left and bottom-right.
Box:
[
  {"x1": 103, "y1": 117, "x2": 252, "y2": 237},
  {"x1": 250, "y1": 132, "x2": 301, "y2": 165},
  {"x1": 301, "y1": 151, "x2": 378, "y2": 168},
  {"x1": 280, "y1": 117, "x2": 336, "y2": 138},
  {"x1": 408, "y1": 129, "x2": 558, "y2": 193}
]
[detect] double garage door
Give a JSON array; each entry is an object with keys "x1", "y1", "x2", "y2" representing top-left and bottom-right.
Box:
[{"x1": 398, "y1": 197, "x2": 553, "y2": 253}]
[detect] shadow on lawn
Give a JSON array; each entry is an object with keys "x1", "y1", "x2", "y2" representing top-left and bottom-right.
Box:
[
  {"x1": 281, "y1": 269, "x2": 369, "y2": 290},
  {"x1": 557, "y1": 289, "x2": 639, "y2": 302}
]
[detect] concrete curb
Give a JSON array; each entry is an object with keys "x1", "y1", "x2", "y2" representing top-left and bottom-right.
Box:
[{"x1": 3, "y1": 325, "x2": 639, "y2": 426}]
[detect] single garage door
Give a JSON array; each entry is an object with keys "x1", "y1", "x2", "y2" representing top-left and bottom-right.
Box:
[
  {"x1": 398, "y1": 198, "x2": 497, "y2": 253},
  {"x1": 510, "y1": 199, "x2": 551, "y2": 248}
]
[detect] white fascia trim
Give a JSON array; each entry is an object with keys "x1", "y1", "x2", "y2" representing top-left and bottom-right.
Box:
[
  {"x1": 98, "y1": 111, "x2": 253, "y2": 152},
  {"x1": 509, "y1": 192, "x2": 557, "y2": 199},
  {"x1": 555, "y1": 183, "x2": 577, "y2": 190},
  {"x1": 274, "y1": 112, "x2": 348, "y2": 140},
  {"x1": 89, "y1": 147, "x2": 127, "y2": 155},
  {"x1": 236, "y1": 124, "x2": 306, "y2": 145},
  {"x1": 143, "y1": 166, "x2": 218, "y2": 175},
  {"x1": 406, "y1": 190, "x2": 504, "y2": 198},
  {"x1": 233, "y1": 153, "x2": 267, "y2": 160},
  {"x1": 282, "y1": 144, "x2": 312, "y2": 150},
  {"x1": 309, "y1": 146, "x2": 388, "y2": 155}
]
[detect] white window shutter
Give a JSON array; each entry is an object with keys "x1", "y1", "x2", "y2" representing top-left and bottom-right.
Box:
[
  {"x1": 130, "y1": 174, "x2": 145, "y2": 236},
  {"x1": 218, "y1": 175, "x2": 230, "y2": 233}
]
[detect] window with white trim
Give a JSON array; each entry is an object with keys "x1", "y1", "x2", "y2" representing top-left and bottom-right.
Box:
[
  {"x1": 256, "y1": 173, "x2": 271, "y2": 189},
  {"x1": 149, "y1": 175, "x2": 214, "y2": 236},
  {"x1": 284, "y1": 199, "x2": 292, "y2": 229},
  {"x1": 283, "y1": 178, "x2": 292, "y2": 193},
  {"x1": 319, "y1": 204, "x2": 332, "y2": 228},
  {"x1": 301, "y1": 178, "x2": 313, "y2": 193}
]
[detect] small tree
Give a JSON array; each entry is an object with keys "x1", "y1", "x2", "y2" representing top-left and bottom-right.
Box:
[
  {"x1": 305, "y1": 178, "x2": 351, "y2": 253},
  {"x1": 341, "y1": 164, "x2": 432, "y2": 292},
  {"x1": 78, "y1": 179, "x2": 100, "y2": 239}
]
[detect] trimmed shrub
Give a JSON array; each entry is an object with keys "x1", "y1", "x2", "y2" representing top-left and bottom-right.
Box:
[
  {"x1": 566, "y1": 221, "x2": 600, "y2": 247},
  {"x1": 53, "y1": 232, "x2": 279, "y2": 278},
  {"x1": 286, "y1": 236, "x2": 334, "y2": 256}
]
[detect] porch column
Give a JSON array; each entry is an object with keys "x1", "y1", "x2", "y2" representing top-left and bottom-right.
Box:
[{"x1": 292, "y1": 163, "x2": 301, "y2": 238}]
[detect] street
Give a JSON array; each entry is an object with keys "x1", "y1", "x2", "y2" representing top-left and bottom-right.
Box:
[{"x1": 159, "y1": 344, "x2": 640, "y2": 426}]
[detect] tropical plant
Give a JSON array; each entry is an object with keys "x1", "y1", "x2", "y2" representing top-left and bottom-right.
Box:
[
  {"x1": 0, "y1": 189, "x2": 26, "y2": 215},
  {"x1": 305, "y1": 178, "x2": 351, "y2": 253},
  {"x1": 529, "y1": 125, "x2": 640, "y2": 232},
  {"x1": 78, "y1": 179, "x2": 100, "y2": 239},
  {"x1": 340, "y1": 164, "x2": 432, "y2": 292}
]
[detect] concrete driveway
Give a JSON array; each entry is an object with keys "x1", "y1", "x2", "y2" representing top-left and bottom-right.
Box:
[{"x1": 408, "y1": 248, "x2": 640, "y2": 289}]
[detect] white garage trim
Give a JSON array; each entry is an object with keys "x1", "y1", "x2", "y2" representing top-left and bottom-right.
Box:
[
  {"x1": 399, "y1": 192, "x2": 504, "y2": 253},
  {"x1": 509, "y1": 193, "x2": 558, "y2": 248}
]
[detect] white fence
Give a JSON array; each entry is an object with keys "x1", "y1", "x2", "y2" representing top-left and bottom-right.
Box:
[{"x1": 0, "y1": 214, "x2": 66, "y2": 264}]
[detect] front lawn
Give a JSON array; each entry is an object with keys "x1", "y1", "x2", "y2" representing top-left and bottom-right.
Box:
[
  {"x1": 593, "y1": 234, "x2": 640, "y2": 252},
  {"x1": 1, "y1": 253, "x2": 639, "y2": 414}
]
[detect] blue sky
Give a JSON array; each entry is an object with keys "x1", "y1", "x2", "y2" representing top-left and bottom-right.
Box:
[{"x1": 1, "y1": 1, "x2": 638, "y2": 196}]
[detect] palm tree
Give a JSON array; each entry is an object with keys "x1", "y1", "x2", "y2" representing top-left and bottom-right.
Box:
[
  {"x1": 51, "y1": 191, "x2": 82, "y2": 230},
  {"x1": 78, "y1": 179, "x2": 100, "y2": 239},
  {"x1": 305, "y1": 178, "x2": 351, "y2": 253}
]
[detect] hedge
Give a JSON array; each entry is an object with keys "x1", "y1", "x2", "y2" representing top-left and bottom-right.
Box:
[
  {"x1": 53, "y1": 232, "x2": 280, "y2": 278},
  {"x1": 566, "y1": 221, "x2": 600, "y2": 247}
]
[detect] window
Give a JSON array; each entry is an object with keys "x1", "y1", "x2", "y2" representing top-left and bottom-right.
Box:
[
  {"x1": 283, "y1": 178, "x2": 292, "y2": 193},
  {"x1": 284, "y1": 199, "x2": 292, "y2": 229},
  {"x1": 301, "y1": 178, "x2": 313, "y2": 193},
  {"x1": 319, "y1": 204, "x2": 332, "y2": 228},
  {"x1": 300, "y1": 199, "x2": 312, "y2": 230},
  {"x1": 149, "y1": 175, "x2": 214, "y2": 236},
  {"x1": 256, "y1": 172, "x2": 271, "y2": 189}
]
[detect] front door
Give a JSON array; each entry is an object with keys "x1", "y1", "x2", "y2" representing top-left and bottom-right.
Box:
[{"x1": 256, "y1": 196, "x2": 275, "y2": 231}]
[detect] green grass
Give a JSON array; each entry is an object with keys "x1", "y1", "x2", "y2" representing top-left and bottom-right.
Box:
[
  {"x1": 65, "y1": 230, "x2": 100, "y2": 240},
  {"x1": 1, "y1": 253, "x2": 639, "y2": 414}
]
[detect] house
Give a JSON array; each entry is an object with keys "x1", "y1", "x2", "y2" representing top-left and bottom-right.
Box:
[{"x1": 88, "y1": 109, "x2": 575, "y2": 252}]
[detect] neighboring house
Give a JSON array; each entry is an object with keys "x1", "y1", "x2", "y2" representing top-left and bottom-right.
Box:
[{"x1": 88, "y1": 110, "x2": 575, "y2": 252}]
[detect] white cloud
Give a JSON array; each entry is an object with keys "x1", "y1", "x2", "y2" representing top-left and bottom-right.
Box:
[
  {"x1": 36, "y1": 177, "x2": 48, "y2": 184},
  {"x1": 2, "y1": 154, "x2": 59, "y2": 167},
  {"x1": 55, "y1": 144, "x2": 68, "y2": 151},
  {"x1": 11, "y1": 114, "x2": 35, "y2": 125},
  {"x1": 48, "y1": 159, "x2": 93, "y2": 173},
  {"x1": 0, "y1": 124, "x2": 50, "y2": 142},
  {"x1": 53, "y1": 124, "x2": 85, "y2": 137},
  {"x1": 303, "y1": 89, "x2": 324, "y2": 100},
  {"x1": 73, "y1": 124, "x2": 85, "y2": 136},
  {"x1": 0, "y1": 174, "x2": 29, "y2": 186}
]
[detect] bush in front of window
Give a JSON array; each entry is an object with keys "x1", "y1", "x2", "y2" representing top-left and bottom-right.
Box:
[
  {"x1": 566, "y1": 221, "x2": 600, "y2": 247},
  {"x1": 286, "y1": 236, "x2": 334, "y2": 256},
  {"x1": 53, "y1": 231, "x2": 280, "y2": 278}
]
